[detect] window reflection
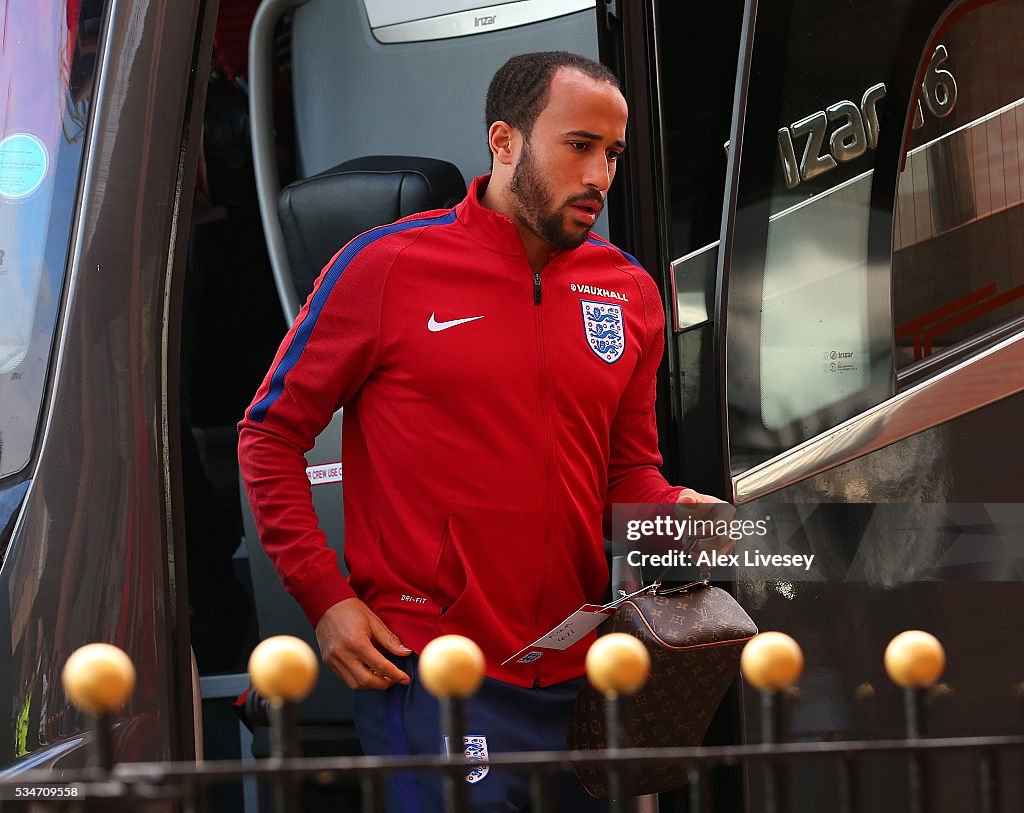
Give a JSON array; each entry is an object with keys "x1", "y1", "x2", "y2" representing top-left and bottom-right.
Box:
[
  {"x1": 725, "y1": 0, "x2": 1024, "y2": 476},
  {"x1": 0, "y1": 0, "x2": 102, "y2": 479},
  {"x1": 893, "y1": 1, "x2": 1024, "y2": 369}
]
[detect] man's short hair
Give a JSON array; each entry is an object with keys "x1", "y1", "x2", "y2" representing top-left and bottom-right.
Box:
[{"x1": 485, "y1": 51, "x2": 620, "y2": 141}]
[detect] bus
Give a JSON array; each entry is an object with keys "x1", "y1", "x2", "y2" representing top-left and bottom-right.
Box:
[{"x1": 0, "y1": 0, "x2": 1021, "y2": 810}]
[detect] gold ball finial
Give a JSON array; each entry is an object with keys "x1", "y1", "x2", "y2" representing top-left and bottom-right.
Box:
[
  {"x1": 741, "y1": 632, "x2": 804, "y2": 692},
  {"x1": 585, "y1": 633, "x2": 650, "y2": 697},
  {"x1": 62, "y1": 643, "x2": 137, "y2": 716},
  {"x1": 884, "y1": 630, "x2": 945, "y2": 689},
  {"x1": 248, "y1": 636, "x2": 319, "y2": 704},
  {"x1": 419, "y1": 635, "x2": 486, "y2": 699}
]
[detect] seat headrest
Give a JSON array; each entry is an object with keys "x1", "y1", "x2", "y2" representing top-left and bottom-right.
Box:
[{"x1": 278, "y1": 156, "x2": 467, "y2": 303}]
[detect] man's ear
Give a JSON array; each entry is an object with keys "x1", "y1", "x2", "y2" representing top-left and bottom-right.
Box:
[{"x1": 488, "y1": 121, "x2": 516, "y2": 166}]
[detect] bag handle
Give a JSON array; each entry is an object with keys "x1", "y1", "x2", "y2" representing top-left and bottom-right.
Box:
[
  {"x1": 648, "y1": 534, "x2": 711, "y2": 594},
  {"x1": 656, "y1": 579, "x2": 709, "y2": 596}
]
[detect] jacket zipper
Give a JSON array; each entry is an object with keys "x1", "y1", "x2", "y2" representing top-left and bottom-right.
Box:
[{"x1": 531, "y1": 264, "x2": 553, "y2": 686}]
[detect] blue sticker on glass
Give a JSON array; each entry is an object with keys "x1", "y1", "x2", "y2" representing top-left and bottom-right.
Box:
[{"x1": 0, "y1": 133, "x2": 48, "y2": 200}]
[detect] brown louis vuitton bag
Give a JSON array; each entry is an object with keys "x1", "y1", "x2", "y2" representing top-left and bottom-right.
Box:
[{"x1": 568, "y1": 581, "x2": 758, "y2": 798}]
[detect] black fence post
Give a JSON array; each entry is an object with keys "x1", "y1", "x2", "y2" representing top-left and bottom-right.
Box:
[
  {"x1": 360, "y1": 774, "x2": 386, "y2": 813},
  {"x1": 61, "y1": 643, "x2": 138, "y2": 811},
  {"x1": 902, "y1": 687, "x2": 930, "y2": 813},
  {"x1": 91, "y1": 712, "x2": 115, "y2": 773},
  {"x1": 247, "y1": 636, "x2": 321, "y2": 813},
  {"x1": 585, "y1": 632, "x2": 651, "y2": 813},
  {"x1": 418, "y1": 636, "x2": 487, "y2": 813},
  {"x1": 837, "y1": 756, "x2": 859, "y2": 813},
  {"x1": 977, "y1": 750, "x2": 1000, "y2": 813},
  {"x1": 605, "y1": 693, "x2": 625, "y2": 813},
  {"x1": 268, "y1": 700, "x2": 301, "y2": 813},
  {"x1": 884, "y1": 631, "x2": 945, "y2": 813},
  {"x1": 759, "y1": 690, "x2": 790, "y2": 813},
  {"x1": 739, "y1": 632, "x2": 804, "y2": 813},
  {"x1": 529, "y1": 771, "x2": 555, "y2": 813},
  {"x1": 687, "y1": 766, "x2": 706, "y2": 813},
  {"x1": 440, "y1": 696, "x2": 470, "y2": 813}
]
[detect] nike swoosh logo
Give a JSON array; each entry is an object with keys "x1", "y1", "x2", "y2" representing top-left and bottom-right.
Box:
[{"x1": 428, "y1": 313, "x2": 485, "y2": 332}]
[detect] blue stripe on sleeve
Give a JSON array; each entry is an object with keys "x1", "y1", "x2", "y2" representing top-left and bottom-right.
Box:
[
  {"x1": 248, "y1": 211, "x2": 457, "y2": 423},
  {"x1": 586, "y1": 235, "x2": 645, "y2": 271}
]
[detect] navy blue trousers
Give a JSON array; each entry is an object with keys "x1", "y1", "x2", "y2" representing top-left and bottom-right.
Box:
[{"x1": 352, "y1": 654, "x2": 608, "y2": 813}]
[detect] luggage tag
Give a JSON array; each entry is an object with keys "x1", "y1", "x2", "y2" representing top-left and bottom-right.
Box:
[
  {"x1": 500, "y1": 584, "x2": 654, "y2": 666},
  {"x1": 500, "y1": 501, "x2": 736, "y2": 668}
]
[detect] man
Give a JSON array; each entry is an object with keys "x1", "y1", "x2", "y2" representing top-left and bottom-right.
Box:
[{"x1": 238, "y1": 51, "x2": 721, "y2": 811}]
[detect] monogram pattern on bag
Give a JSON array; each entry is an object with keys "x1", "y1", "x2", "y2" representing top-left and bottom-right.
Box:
[{"x1": 568, "y1": 586, "x2": 757, "y2": 798}]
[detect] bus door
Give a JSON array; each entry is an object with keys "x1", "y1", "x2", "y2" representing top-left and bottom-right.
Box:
[
  {"x1": 0, "y1": 0, "x2": 216, "y2": 771},
  {"x1": 720, "y1": 0, "x2": 1024, "y2": 498},
  {"x1": 722, "y1": 4, "x2": 1024, "y2": 806},
  {"x1": 231, "y1": 0, "x2": 610, "y2": 773},
  {"x1": 606, "y1": 0, "x2": 1024, "y2": 810}
]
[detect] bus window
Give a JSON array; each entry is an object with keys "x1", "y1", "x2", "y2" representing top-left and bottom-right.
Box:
[
  {"x1": 0, "y1": 0, "x2": 102, "y2": 480},
  {"x1": 719, "y1": 0, "x2": 1024, "y2": 489},
  {"x1": 724, "y1": 0, "x2": 910, "y2": 475},
  {"x1": 893, "y1": 1, "x2": 1024, "y2": 374}
]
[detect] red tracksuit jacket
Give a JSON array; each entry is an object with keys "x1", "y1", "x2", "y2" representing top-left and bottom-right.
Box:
[{"x1": 238, "y1": 176, "x2": 683, "y2": 687}]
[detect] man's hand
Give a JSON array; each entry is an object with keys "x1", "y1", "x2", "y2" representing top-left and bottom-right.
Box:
[
  {"x1": 314, "y1": 598, "x2": 413, "y2": 690},
  {"x1": 675, "y1": 487, "x2": 726, "y2": 506},
  {"x1": 675, "y1": 488, "x2": 737, "y2": 558}
]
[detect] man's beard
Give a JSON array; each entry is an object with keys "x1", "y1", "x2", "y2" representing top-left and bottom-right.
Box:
[{"x1": 508, "y1": 142, "x2": 601, "y2": 251}]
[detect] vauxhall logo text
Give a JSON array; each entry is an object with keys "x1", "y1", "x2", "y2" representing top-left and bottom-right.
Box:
[{"x1": 570, "y1": 283, "x2": 629, "y2": 302}]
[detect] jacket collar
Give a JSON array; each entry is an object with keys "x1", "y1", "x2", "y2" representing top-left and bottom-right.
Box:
[
  {"x1": 455, "y1": 175, "x2": 531, "y2": 257},
  {"x1": 456, "y1": 174, "x2": 590, "y2": 265}
]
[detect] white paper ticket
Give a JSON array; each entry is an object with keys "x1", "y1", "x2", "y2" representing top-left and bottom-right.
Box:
[{"x1": 501, "y1": 604, "x2": 616, "y2": 666}]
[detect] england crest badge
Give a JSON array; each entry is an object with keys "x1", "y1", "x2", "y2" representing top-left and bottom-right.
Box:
[
  {"x1": 581, "y1": 300, "x2": 625, "y2": 363},
  {"x1": 444, "y1": 735, "x2": 489, "y2": 783}
]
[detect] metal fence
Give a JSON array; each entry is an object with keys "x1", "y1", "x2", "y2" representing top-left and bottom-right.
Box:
[{"x1": 1, "y1": 632, "x2": 1020, "y2": 812}]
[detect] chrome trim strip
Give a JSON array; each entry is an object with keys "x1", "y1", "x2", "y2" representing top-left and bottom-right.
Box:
[
  {"x1": 897, "y1": 312, "x2": 1024, "y2": 385},
  {"x1": 371, "y1": 0, "x2": 594, "y2": 44},
  {"x1": 0, "y1": 737, "x2": 86, "y2": 776},
  {"x1": 672, "y1": 239, "x2": 721, "y2": 266},
  {"x1": 669, "y1": 241, "x2": 718, "y2": 332},
  {"x1": 669, "y1": 256, "x2": 680, "y2": 333},
  {"x1": 732, "y1": 327, "x2": 1024, "y2": 503}
]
